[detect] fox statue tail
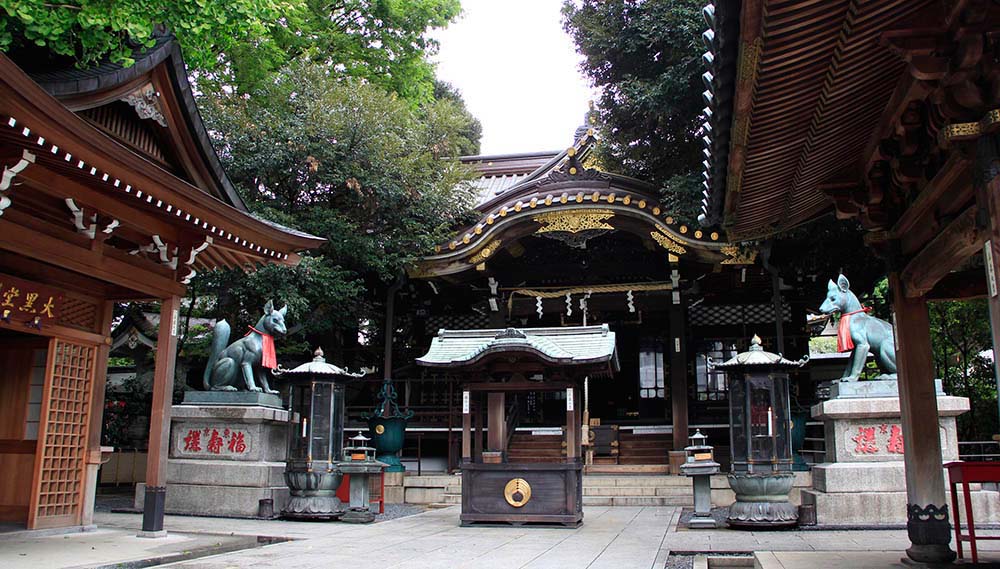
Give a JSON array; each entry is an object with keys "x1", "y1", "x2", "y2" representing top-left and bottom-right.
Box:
[{"x1": 202, "y1": 318, "x2": 231, "y2": 390}]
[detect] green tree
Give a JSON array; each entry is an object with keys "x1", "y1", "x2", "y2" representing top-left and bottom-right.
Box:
[
  {"x1": 1, "y1": 0, "x2": 462, "y2": 101},
  {"x1": 197, "y1": 61, "x2": 479, "y2": 364},
  {"x1": 562, "y1": 0, "x2": 705, "y2": 224},
  {"x1": 0, "y1": 1, "x2": 289, "y2": 69}
]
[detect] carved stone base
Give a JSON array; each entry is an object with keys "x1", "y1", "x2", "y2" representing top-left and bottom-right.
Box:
[
  {"x1": 282, "y1": 495, "x2": 343, "y2": 520},
  {"x1": 341, "y1": 507, "x2": 376, "y2": 524},
  {"x1": 727, "y1": 473, "x2": 798, "y2": 529}
]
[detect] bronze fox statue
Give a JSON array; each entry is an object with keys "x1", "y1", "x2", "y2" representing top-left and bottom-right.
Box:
[
  {"x1": 819, "y1": 274, "x2": 897, "y2": 382},
  {"x1": 203, "y1": 300, "x2": 287, "y2": 393}
]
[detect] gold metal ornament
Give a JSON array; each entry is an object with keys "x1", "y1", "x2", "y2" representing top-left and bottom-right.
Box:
[
  {"x1": 504, "y1": 478, "x2": 532, "y2": 508},
  {"x1": 374, "y1": 424, "x2": 385, "y2": 435},
  {"x1": 533, "y1": 209, "x2": 616, "y2": 234}
]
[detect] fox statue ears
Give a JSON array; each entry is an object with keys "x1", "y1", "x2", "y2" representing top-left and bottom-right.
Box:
[
  {"x1": 262, "y1": 300, "x2": 288, "y2": 317},
  {"x1": 827, "y1": 274, "x2": 851, "y2": 293}
]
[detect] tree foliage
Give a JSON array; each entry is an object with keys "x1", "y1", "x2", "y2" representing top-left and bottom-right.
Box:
[
  {"x1": 563, "y1": 0, "x2": 705, "y2": 224},
  {"x1": 197, "y1": 61, "x2": 479, "y2": 362},
  {"x1": 1, "y1": 0, "x2": 462, "y2": 100}
]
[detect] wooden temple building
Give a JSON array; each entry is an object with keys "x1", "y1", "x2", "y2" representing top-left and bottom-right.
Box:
[
  {"x1": 393, "y1": 125, "x2": 821, "y2": 476},
  {"x1": 0, "y1": 35, "x2": 322, "y2": 531},
  {"x1": 698, "y1": 0, "x2": 1000, "y2": 563}
]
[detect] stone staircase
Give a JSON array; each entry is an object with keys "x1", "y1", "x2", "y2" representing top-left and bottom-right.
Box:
[{"x1": 402, "y1": 473, "x2": 693, "y2": 507}]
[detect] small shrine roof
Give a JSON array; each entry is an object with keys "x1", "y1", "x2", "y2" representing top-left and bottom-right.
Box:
[
  {"x1": 417, "y1": 324, "x2": 619, "y2": 369},
  {"x1": 708, "y1": 335, "x2": 808, "y2": 369}
]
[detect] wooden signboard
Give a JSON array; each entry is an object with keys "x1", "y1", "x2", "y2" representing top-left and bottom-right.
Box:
[{"x1": 0, "y1": 273, "x2": 62, "y2": 328}]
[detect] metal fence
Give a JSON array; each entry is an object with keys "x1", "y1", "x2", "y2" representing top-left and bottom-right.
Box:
[{"x1": 959, "y1": 441, "x2": 1000, "y2": 462}]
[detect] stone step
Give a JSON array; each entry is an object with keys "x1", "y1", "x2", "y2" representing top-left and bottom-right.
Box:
[
  {"x1": 583, "y1": 475, "x2": 689, "y2": 487},
  {"x1": 582, "y1": 495, "x2": 692, "y2": 506},
  {"x1": 619, "y1": 456, "x2": 670, "y2": 464},
  {"x1": 403, "y1": 475, "x2": 458, "y2": 488},
  {"x1": 585, "y1": 464, "x2": 671, "y2": 475},
  {"x1": 583, "y1": 486, "x2": 693, "y2": 497},
  {"x1": 442, "y1": 492, "x2": 462, "y2": 504}
]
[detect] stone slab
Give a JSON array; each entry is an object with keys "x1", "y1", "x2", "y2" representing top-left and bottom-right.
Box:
[
  {"x1": 800, "y1": 488, "x2": 1000, "y2": 525},
  {"x1": 170, "y1": 404, "x2": 290, "y2": 422},
  {"x1": 166, "y1": 459, "x2": 286, "y2": 488},
  {"x1": 135, "y1": 482, "x2": 289, "y2": 518},
  {"x1": 829, "y1": 379, "x2": 943, "y2": 399},
  {"x1": 182, "y1": 390, "x2": 283, "y2": 407},
  {"x1": 169, "y1": 406, "x2": 289, "y2": 463},
  {"x1": 812, "y1": 462, "x2": 906, "y2": 493},
  {"x1": 811, "y1": 395, "x2": 969, "y2": 420}
]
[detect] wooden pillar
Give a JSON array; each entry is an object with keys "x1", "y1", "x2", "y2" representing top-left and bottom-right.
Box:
[
  {"x1": 82, "y1": 300, "x2": 114, "y2": 526},
  {"x1": 565, "y1": 387, "x2": 577, "y2": 461},
  {"x1": 473, "y1": 393, "x2": 484, "y2": 459},
  {"x1": 669, "y1": 289, "x2": 689, "y2": 452},
  {"x1": 487, "y1": 392, "x2": 505, "y2": 451},
  {"x1": 982, "y1": 175, "x2": 1000, "y2": 423},
  {"x1": 140, "y1": 295, "x2": 181, "y2": 536},
  {"x1": 889, "y1": 273, "x2": 956, "y2": 564},
  {"x1": 461, "y1": 389, "x2": 471, "y2": 463}
]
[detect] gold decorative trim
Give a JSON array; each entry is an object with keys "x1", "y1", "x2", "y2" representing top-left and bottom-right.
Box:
[
  {"x1": 650, "y1": 230, "x2": 687, "y2": 255},
  {"x1": 720, "y1": 244, "x2": 758, "y2": 265},
  {"x1": 504, "y1": 478, "x2": 531, "y2": 508},
  {"x1": 943, "y1": 121, "x2": 981, "y2": 141},
  {"x1": 737, "y1": 38, "x2": 762, "y2": 87},
  {"x1": 469, "y1": 239, "x2": 502, "y2": 264},
  {"x1": 533, "y1": 209, "x2": 615, "y2": 234}
]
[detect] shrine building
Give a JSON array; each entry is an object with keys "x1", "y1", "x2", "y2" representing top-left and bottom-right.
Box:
[{"x1": 0, "y1": 34, "x2": 322, "y2": 532}]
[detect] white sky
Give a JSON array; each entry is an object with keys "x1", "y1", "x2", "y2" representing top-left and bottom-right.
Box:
[{"x1": 431, "y1": 0, "x2": 597, "y2": 156}]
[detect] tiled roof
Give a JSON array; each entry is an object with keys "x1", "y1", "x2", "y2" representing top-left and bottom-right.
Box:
[{"x1": 417, "y1": 324, "x2": 618, "y2": 368}]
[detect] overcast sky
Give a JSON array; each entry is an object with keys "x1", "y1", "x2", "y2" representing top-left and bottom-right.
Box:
[{"x1": 431, "y1": 0, "x2": 597, "y2": 156}]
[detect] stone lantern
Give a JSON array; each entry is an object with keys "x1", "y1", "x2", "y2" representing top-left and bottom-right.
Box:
[
  {"x1": 680, "y1": 429, "x2": 720, "y2": 529},
  {"x1": 708, "y1": 335, "x2": 807, "y2": 528},
  {"x1": 279, "y1": 347, "x2": 364, "y2": 520},
  {"x1": 340, "y1": 430, "x2": 386, "y2": 523}
]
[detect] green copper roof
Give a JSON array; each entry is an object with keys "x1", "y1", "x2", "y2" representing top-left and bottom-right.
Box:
[{"x1": 416, "y1": 324, "x2": 618, "y2": 369}]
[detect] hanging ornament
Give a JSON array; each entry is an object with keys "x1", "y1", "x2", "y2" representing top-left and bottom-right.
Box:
[
  {"x1": 565, "y1": 293, "x2": 573, "y2": 316},
  {"x1": 627, "y1": 290, "x2": 635, "y2": 313},
  {"x1": 536, "y1": 296, "x2": 543, "y2": 319}
]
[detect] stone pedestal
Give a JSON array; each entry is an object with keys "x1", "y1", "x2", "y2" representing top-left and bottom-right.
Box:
[
  {"x1": 339, "y1": 460, "x2": 386, "y2": 523},
  {"x1": 135, "y1": 404, "x2": 290, "y2": 518},
  {"x1": 800, "y1": 383, "x2": 1000, "y2": 525}
]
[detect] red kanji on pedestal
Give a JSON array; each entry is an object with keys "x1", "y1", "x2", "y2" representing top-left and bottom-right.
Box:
[
  {"x1": 183, "y1": 429, "x2": 202, "y2": 452},
  {"x1": 852, "y1": 426, "x2": 878, "y2": 454},
  {"x1": 207, "y1": 429, "x2": 224, "y2": 454},
  {"x1": 887, "y1": 424, "x2": 905, "y2": 454},
  {"x1": 227, "y1": 431, "x2": 247, "y2": 454}
]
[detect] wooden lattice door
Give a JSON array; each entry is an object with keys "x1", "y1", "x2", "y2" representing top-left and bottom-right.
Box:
[{"x1": 28, "y1": 338, "x2": 97, "y2": 529}]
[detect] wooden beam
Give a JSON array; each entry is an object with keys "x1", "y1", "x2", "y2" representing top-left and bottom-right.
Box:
[
  {"x1": 891, "y1": 152, "x2": 972, "y2": 246},
  {"x1": 927, "y1": 270, "x2": 987, "y2": 301},
  {"x1": 0, "y1": 217, "x2": 185, "y2": 298},
  {"x1": 901, "y1": 205, "x2": 984, "y2": 297}
]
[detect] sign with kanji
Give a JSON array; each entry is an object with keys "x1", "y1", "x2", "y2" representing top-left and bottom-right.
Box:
[
  {"x1": 0, "y1": 273, "x2": 62, "y2": 327},
  {"x1": 175, "y1": 426, "x2": 252, "y2": 458},
  {"x1": 846, "y1": 422, "x2": 905, "y2": 457}
]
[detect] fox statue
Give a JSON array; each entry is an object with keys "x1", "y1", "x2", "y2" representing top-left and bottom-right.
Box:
[
  {"x1": 818, "y1": 274, "x2": 897, "y2": 382},
  {"x1": 203, "y1": 300, "x2": 287, "y2": 393}
]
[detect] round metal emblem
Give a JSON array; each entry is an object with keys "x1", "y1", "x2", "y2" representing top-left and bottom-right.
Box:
[
  {"x1": 504, "y1": 478, "x2": 532, "y2": 508},
  {"x1": 374, "y1": 424, "x2": 385, "y2": 435}
]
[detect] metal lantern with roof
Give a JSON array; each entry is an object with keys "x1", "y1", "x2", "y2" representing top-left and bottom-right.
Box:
[
  {"x1": 278, "y1": 347, "x2": 364, "y2": 520},
  {"x1": 340, "y1": 430, "x2": 386, "y2": 523},
  {"x1": 708, "y1": 335, "x2": 808, "y2": 528}
]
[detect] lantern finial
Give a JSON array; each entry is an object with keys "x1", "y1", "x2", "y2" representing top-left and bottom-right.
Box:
[
  {"x1": 750, "y1": 334, "x2": 763, "y2": 350},
  {"x1": 313, "y1": 346, "x2": 325, "y2": 362}
]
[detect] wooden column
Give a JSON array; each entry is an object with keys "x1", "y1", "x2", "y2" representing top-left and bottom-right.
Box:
[
  {"x1": 473, "y1": 393, "x2": 484, "y2": 459},
  {"x1": 565, "y1": 387, "x2": 577, "y2": 461},
  {"x1": 889, "y1": 273, "x2": 956, "y2": 564},
  {"x1": 82, "y1": 300, "x2": 114, "y2": 527},
  {"x1": 461, "y1": 390, "x2": 471, "y2": 463},
  {"x1": 669, "y1": 290, "x2": 689, "y2": 452},
  {"x1": 140, "y1": 295, "x2": 181, "y2": 536},
  {"x1": 487, "y1": 392, "x2": 505, "y2": 451},
  {"x1": 983, "y1": 176, "x2": 1000, "y2": 423}
]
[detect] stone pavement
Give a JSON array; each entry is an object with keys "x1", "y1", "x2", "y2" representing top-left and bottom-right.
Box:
[{"x1": 4, "y1": 506, "x2": 1000, "y2": 568}]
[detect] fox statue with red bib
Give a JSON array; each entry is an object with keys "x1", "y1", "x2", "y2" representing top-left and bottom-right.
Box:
[
  {"x1": 203, "y1": 300, "x2": 287, "y2": 393},
  {"x1": 819, "y1": 274, "x2": 897, "y2": 382}
]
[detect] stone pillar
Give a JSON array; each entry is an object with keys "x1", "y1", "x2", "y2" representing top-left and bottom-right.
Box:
[
  {"x1": 889, "y1": 273, "x2": 955, "y2": 564},
  {"x1": 140, "y1": 295, "x2": 180, "y2": 537}
]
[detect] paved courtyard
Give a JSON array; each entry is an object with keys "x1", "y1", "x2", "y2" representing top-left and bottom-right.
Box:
[{"x1": 3, "y1": 506, "x2": 1000, "y2": 568}]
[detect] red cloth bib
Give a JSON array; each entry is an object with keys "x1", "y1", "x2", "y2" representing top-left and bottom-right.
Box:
[
  {"x1": 246, "y1": 326, "x2": 277, "y2": 370},
  {"x1": 837, "y1": 308, "x2": 871, "y2": 352}
]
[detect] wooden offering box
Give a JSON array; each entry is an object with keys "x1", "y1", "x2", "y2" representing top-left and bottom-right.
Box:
[{"x1": 417, "y1": 325, "x2": 618, "y2": 527}]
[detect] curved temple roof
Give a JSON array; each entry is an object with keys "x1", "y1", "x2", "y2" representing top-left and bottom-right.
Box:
[
  {"x1": 417, "y1": 132, "x2": 739, "y2": 277},
  {"x1": 417, "y1": 324, "x2": 619, "y2": 372}
]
